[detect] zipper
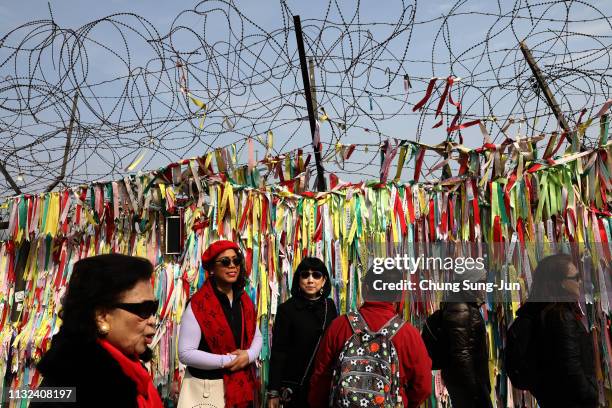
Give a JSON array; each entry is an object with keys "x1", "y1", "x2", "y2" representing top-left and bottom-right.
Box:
[
  {"x1": 340, "y1": 371, "x2": 390, "y2": 383},
  {"x1": 343, "y1": 355, "x2": 392, "y2": 367},
  {"x1": 341, "y1": 386, "x2": 385, "y2": 397}
]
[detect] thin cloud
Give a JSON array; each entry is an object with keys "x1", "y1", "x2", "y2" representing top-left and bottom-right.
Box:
[{"x1": 570, "y1": 20, "x2": 612, "y2": 36}]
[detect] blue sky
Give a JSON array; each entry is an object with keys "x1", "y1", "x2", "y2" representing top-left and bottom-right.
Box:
[{"x1": 0, "y1": 1, "x2": 610, "y2": 193}]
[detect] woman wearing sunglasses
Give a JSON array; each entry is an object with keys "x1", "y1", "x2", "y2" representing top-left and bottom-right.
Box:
[
  {"x1": 511, "y1": 253, "x2": 597, "y2": 408},
  {"x1": 31, "y1": 254, "x2": 162, "y2": 408},
  {"x1": 267, "y1": 257, "x2": 338, "y2": 408},
  {"x1": 177, "y1": 240, "x2": 262, "y2": 408}
]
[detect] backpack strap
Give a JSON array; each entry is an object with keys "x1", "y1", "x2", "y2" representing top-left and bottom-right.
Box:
[
  {"x1": 347, "y1": 311, "x2": 371, "y2": 335},
  {"x1": 377, "y1": 314, "x2": 405, "y2": 339}
]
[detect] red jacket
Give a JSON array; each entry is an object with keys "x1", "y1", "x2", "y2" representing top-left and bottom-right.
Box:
[{"x1": 308, "y1": 302, "x2": 432, "y2": 408}]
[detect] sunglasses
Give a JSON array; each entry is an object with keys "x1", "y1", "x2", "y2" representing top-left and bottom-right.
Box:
[
  {"x1": 114, "y1": 300, "x2": 159, "y2": 319},
  {"x1": 565, "y1": 275, "x2": 582, "y2": 282},
  {"x1": 215, "y1": 257, "x2": 243, "y2": 267},
  {"x1": 299, "y1": 270, "x2": 324, "y2": 280}
]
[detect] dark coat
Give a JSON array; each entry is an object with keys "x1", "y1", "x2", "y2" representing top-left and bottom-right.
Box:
[
  {"x1": 268, "y1": 268, "x2": 338, "y2": 408},
  {"x1": 440, "y1": 295, "x2": 492, "y2": 408},
  {"x1": 519, "y1": 302, "x2": 598, "y2": 408},
  {"x1": 30, "y1": 333, "x2": 140, "y2": 408}
]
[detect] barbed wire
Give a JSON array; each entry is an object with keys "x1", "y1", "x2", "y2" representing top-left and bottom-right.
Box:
[{"x1": 0, "y1": 0, "x2": 610, "y2": 197}]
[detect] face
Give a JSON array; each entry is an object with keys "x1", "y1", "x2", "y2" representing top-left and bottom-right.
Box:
[
  {"x1": 96, "y1": 280, "x2": 157, "y2": 356},
  {"x1": 210, "y1": 249, "x2": 241, "y2": 285},
  {"x1": 561, "y1": 263, "x2": 581, "y2": 300},
  {"x1": 298, "y1": 269, "x2": 326, "y2": 299}
]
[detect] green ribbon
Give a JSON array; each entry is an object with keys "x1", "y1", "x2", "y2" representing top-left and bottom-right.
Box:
[
  {"x1": 356, "y1": 194, "x2": 363, "y2": 238},
  {"x1": 535, "y1": 174, "x2": 548, "y2": 222},
  {"x1": 599, "y1": 115, "x2": 609, "y2": 146},
  {"x1": 497, "y1": 183, "x2": 509, "y2": 224},
  {"x1": 18, "y1": 198, "x2": 27, "y2": 231},
  {"x1": 41, "y1": 194, "x2": 50, "y2": 235}
]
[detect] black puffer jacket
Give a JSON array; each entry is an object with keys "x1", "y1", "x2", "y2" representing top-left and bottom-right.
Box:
[
  {"x1": 268, "y1": 267, "x2": 338, "y2": 408},
  {"x1": 440, "y1": 293, "x2": 492, "y2": 408},
  {"x1": 31, "y1": 332, "x2": 141, "y2": 408},
  {"x1": 519, "y1": 302, "x2": 598, "y2": 408}
]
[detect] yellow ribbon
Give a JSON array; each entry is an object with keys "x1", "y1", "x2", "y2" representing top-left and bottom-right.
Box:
[{"x1": 188, "y1": 93, "x2": 207, "y2": 129}]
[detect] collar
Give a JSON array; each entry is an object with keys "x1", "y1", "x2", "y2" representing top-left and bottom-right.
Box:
[
  {"x1": 361, "y1": 301, "x2": 397, "y2": 312},
  {"x1": 294, "y1": 295, "x2": 325, "y2": 310},
  {"x1": 445, "y1": 289, "x2": 484, "y2": 306},
  {"x1": 97, "y1": 339, "x2": 163, "y2": 408},
  {"x1": 97, "y1": 339, "x2": 147, "y2": 394},
  {"x1": 210, "y1": 278, "x2": 243, "y2": 306}
]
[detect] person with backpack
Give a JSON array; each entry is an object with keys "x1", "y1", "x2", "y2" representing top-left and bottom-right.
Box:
[
  {"x1": 506, "y1": 253, "x2": 598, "y2": 408},
  {"x1": 267, "y1": 257, "x2": 338, "y2": 408},
  {"x1": 307, "y1": 267, "x2": 432, "y2": 408},
  {"x1": 421, "y1": 271, "x2": 493, "y2": 408}
]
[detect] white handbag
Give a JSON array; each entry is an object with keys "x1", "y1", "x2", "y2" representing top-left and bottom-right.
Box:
[{"x1": 177, "y1": 371, "x2": 225, "y2": 408}]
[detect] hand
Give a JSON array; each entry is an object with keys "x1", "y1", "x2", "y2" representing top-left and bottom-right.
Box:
[
  {"x1": 225, "y1": 349, "x2": 249, "y2": 372},
  {"x1": 268, "y1": 396, "x2": 280, "y2": 408}
]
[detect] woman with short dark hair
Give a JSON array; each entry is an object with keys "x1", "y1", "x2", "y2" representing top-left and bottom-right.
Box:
[
  {"x1": 267, "y1": 257, "x2": 338, "y2": 408},
  {"x1": 32, "y1": 254, "x2": 162, "y2": 408}
]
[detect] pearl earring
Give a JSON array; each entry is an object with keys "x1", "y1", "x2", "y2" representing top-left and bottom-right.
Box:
[{"x1": 98, "y1": 323, "x2": 110, "y2": 335}]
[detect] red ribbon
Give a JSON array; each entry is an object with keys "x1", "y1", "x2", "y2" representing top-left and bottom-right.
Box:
[
  {"x1": 447, "y1": 119, "x2": 481, "y2": 133},
  {"x1": 448, "y1": 198, "x2": 455, "y2": 233},
  {"x1": 597, "y1": 217, "x2": 611, "y2": 261},
  {"x1": 394, "y1": 192, "x2": 407, "y2": 234},
  {"x1": 516, "y1": 217, "x2": 525, "y2": 245},
  {"x1": 440, "y1": 207, "x2": 448, "y2": 237},
  {"x1": 345, "y1": 144, "x2": 356, "y2": 160},
  {"x1": 493, "y1": 215, "x2": 503, "y2": 243},
  {"x1": 471, "y1": 179, "x2": 481, "y2": 230},
  {"x1": 549, "y1": 133, "x2": 567, "y2": 158},
  {"x1": 279, "y1": 179, "x2": 297, "y2": 193},
  {"x1": 330, "y1": 173, "x2": 339, "y2": 189},
  {"x1": 526, "y1": 163, "x2": 544, "y2": 173},
  {"x1": 27, "y1": 197, "x2": 33, "y2": 234},
  {"x1": 505, "y1": 172, "x2": 517, "y2": 195},
  {"x1": 435, "y1": 78, "x2": 452, "y2": 118},
  {"x1": 260, "y1": 195, "x2": 268, "y2": 231},
  {"x1": 60, "y1": 190, "x2": 70, "y2": 234},
  {"x1": 428, "y1": 199, "x2": 435, "y2": 240},
  {"x1": 446, "y1": 77, "x2": 462, "y2": 134},
  {"x1": 458, "y1": 154, "x2": 469, "y2": 176},
  {"x1": 412, "y1": 78, "x2": 437, "y2": 112},
  {"x1": 314, "y1": 205, "x2": 323, "y2": 242},
  {"x1": 414, "y1": 148, "x2": 425, "y2": 182}
]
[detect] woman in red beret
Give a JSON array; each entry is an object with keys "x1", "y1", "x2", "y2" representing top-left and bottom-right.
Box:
[{"x1": 177, "y1": 240, "x2": 262, "y2": 408}]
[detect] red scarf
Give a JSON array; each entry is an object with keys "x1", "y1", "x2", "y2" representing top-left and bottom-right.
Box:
[
  {"x1": 190, "y1": 280, "x2": 257, "y2": 408},
  {"x1": 98, "y1": 339, "x2": 163, "y2": 408}
]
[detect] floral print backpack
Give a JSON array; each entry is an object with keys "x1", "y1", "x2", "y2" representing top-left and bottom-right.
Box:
[{"x1": 330, "y1": 311, "x2": 405, "y2": 408}]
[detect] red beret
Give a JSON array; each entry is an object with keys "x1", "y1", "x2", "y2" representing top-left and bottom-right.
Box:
[{"x1": 201, "y1": 240, "x2": 240, "y2": 266}]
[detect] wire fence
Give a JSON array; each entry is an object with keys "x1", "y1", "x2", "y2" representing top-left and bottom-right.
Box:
[{"x1": 0, "y1": 0, "x2": 610, "y2": 197}]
